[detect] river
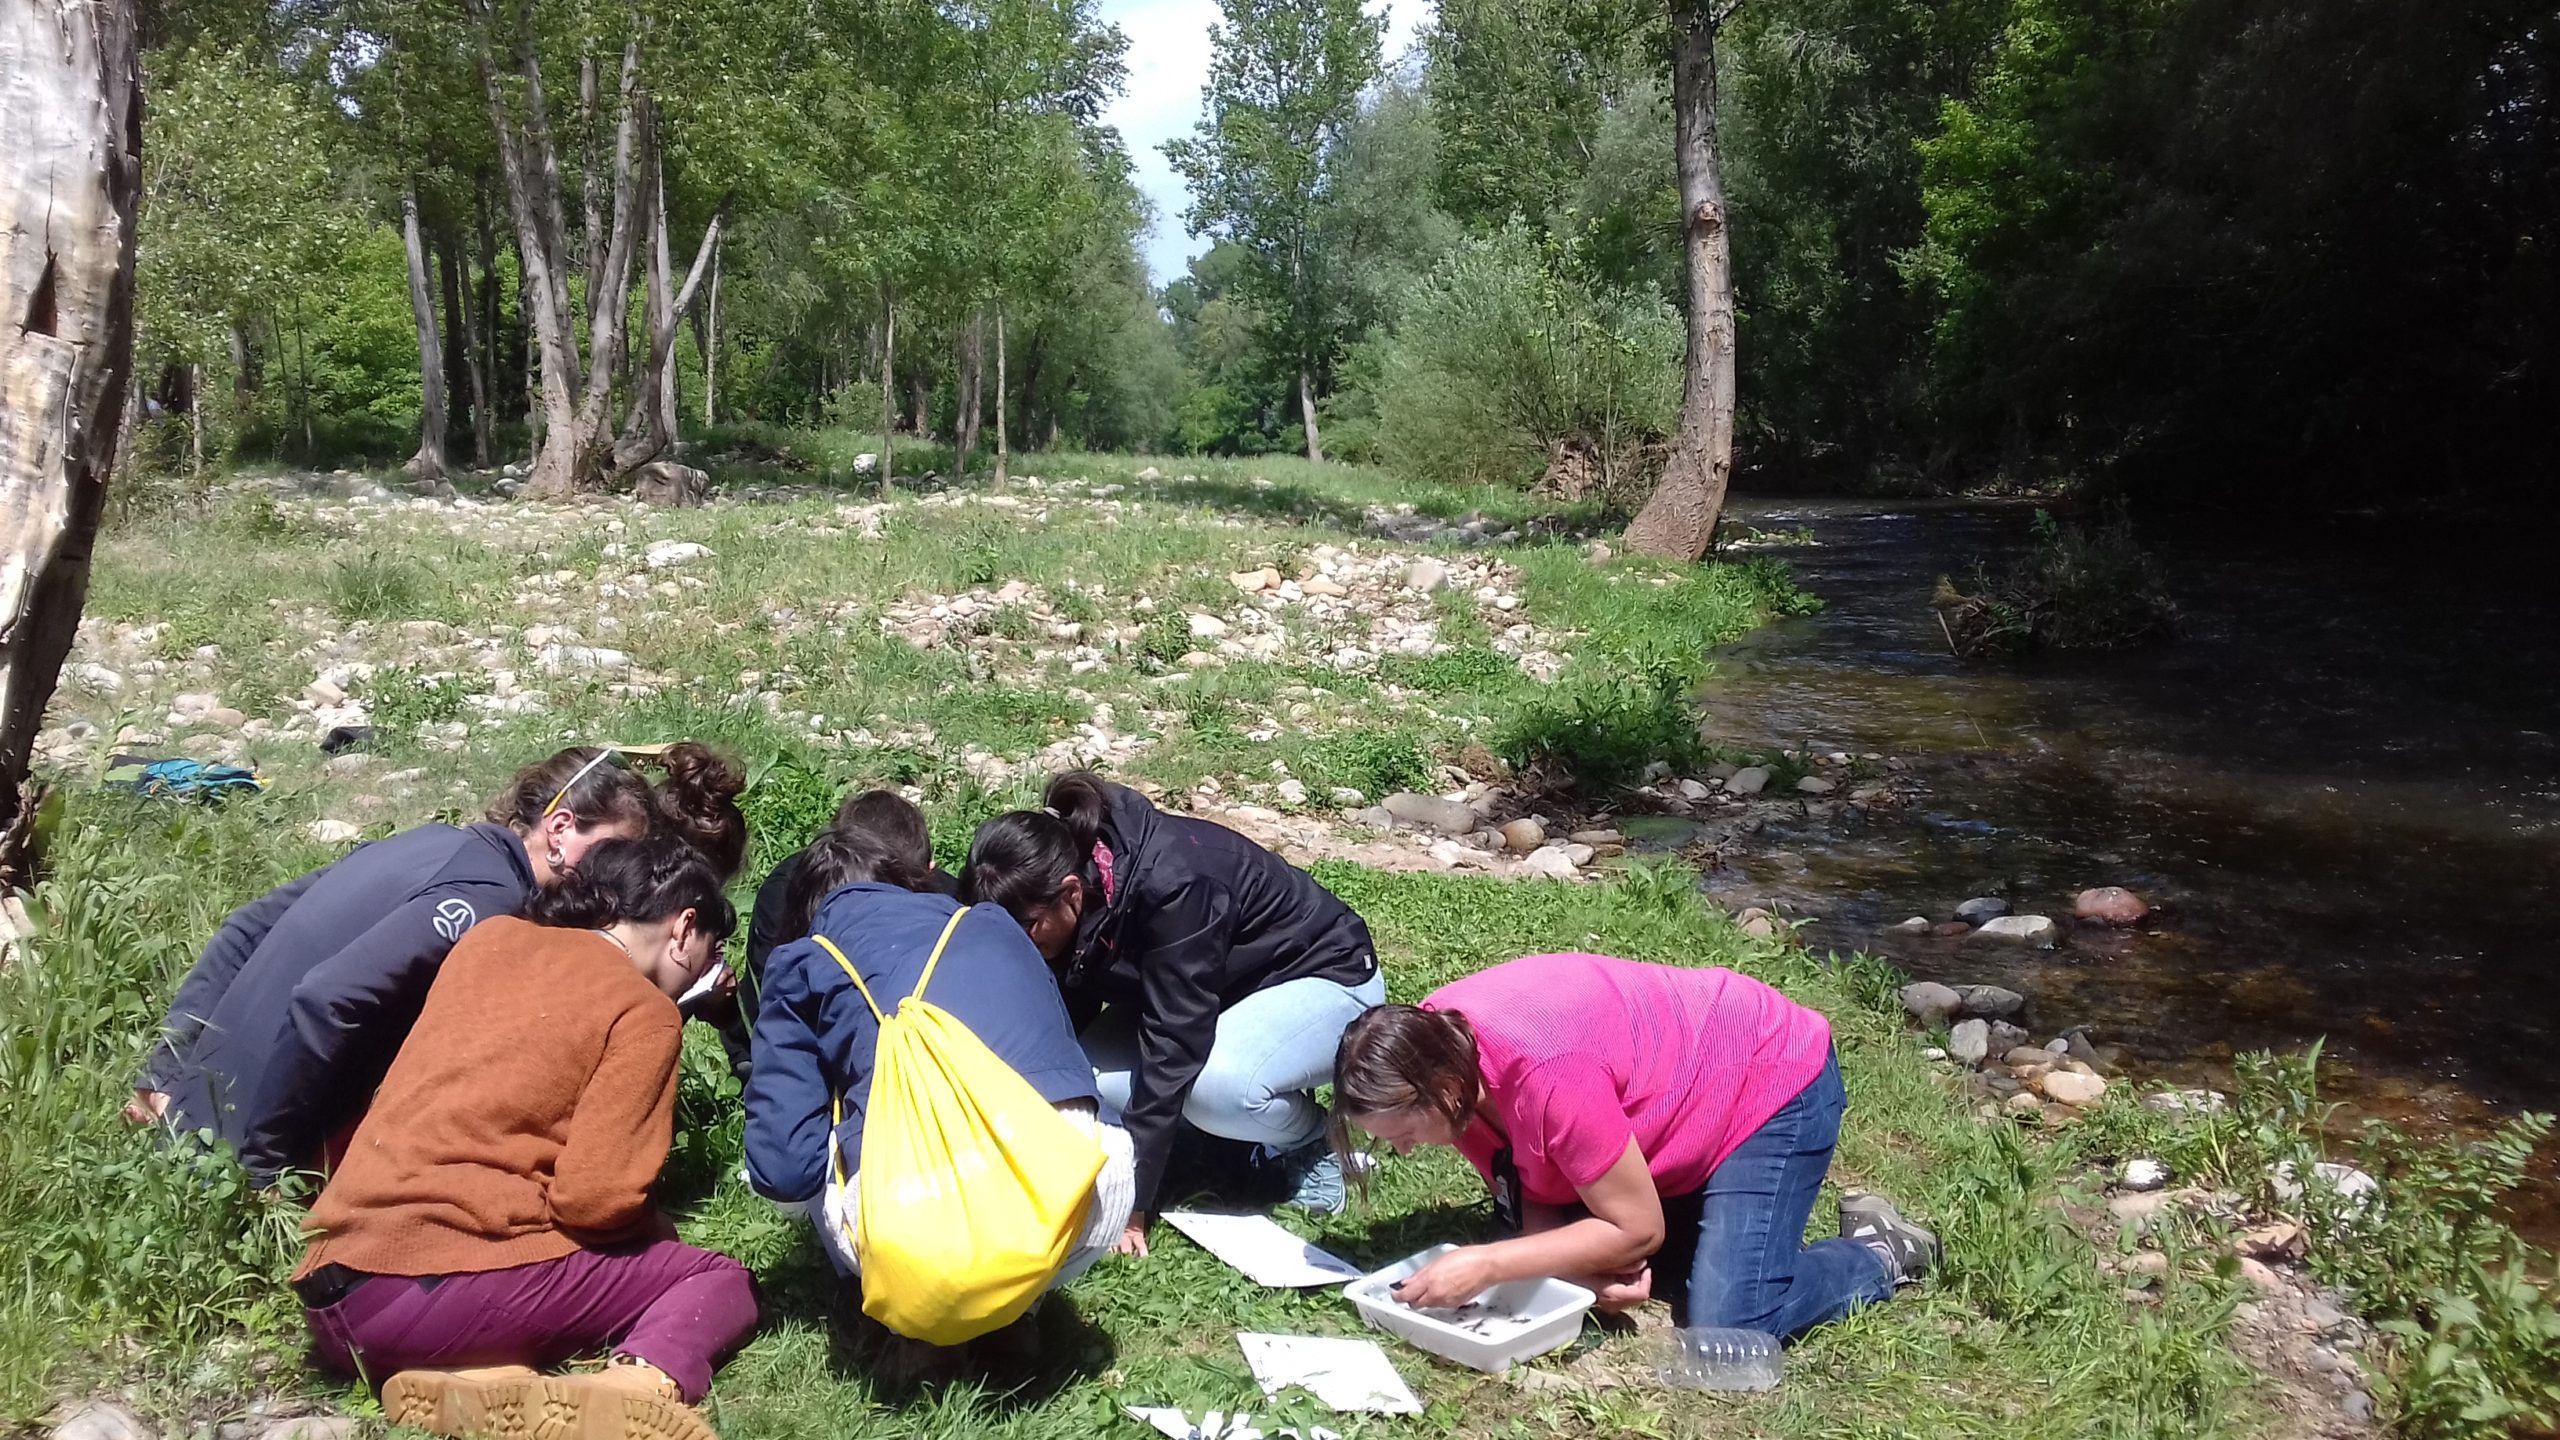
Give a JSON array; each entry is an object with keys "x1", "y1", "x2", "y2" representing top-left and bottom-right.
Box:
[{"x1": 1690, "y1": 496, "x2": 2560, "y2": 1243}]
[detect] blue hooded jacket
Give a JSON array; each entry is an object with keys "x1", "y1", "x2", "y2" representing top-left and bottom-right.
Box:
[{"x1": 742, "y1": 883, "x2": 1097, "y2": 1204}]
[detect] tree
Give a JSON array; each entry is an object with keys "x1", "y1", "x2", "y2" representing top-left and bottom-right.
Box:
[
  {"x1": 1621, "y1": 0, "x2": 1741, "y2": 560},
  {"x1": 0, "y1": 0, "x2": 141, "y2": 885},
  {"x1": 1166, "y1": 0, "x2": 1384, "y2": 462}
]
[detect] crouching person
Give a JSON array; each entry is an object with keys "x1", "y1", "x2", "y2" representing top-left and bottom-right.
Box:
[
  {"x1": 293, "y1": 837, "x2": 754, "y2": 1440},
  {"x1": 743, "y1": 826, "x2": 1135, "y2": 1341}
]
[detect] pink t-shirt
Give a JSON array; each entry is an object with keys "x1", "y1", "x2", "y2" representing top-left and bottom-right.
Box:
[{"x1": 1427, "y1": 954, "x2": 1832, "y2": 1205}]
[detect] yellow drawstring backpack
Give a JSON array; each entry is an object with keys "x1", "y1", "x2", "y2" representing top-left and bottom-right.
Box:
[{"x1": 813, "y1": 911, "x2": 1106, "y2": 1344}]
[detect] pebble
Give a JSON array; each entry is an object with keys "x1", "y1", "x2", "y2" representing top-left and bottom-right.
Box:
[
  {"x1": 2121, "y1": 1158, "x2": 2170, "y2": 1191},
  {"x1": 1186, "y1": 613, "x2": 1228, "y2": 639},
  {"x1": 1931, "y1": 921, "x2": 1972, "y2": 937},
  {"x1": 1302, "y1": 576, "x2": 1347, "y2": 598},
  {"x1": 1404, "y1": 558, "x2": 1448, "y2": 593},
  {"x1": 2004, "y1": 1091, "x2": 2045, "y2": 1116},
  {"x1": 1136, "y1": 465, "x2": 1162, "y2": 480},
  {"x1": 1274, "y1": 779, "x2": 1307, "y2": 805},
  {"x1": 1891, "y1": 915, "x2": 1931, "y2": 934},
  {"x1": 2144, "y1": 1088, "x2": 2229, "y2": 1115},
  {"x1": 2340, "y1": 1391, "x2": 2374, "y2": 1424},
  {"x1": 2237, "y1": 1256, "x2": 2285, "y2": 1293},
  {"x1": 1348, "y1": 805, "x2": 1397, "y2": 830},
  {"x1": 2074, "y1": 886, "x2": 2151, "y2": 925},
  {"x1": 1985, "y1": 1020, "x2": 2031, "y2": 1056},
  {"x1": 1559, "y1": 843, "x2": 1595, "y2": 866},
  {"x1": 2003, "y1": 1045, "x2": 2053, "y2": 1068},
  {"x1": 1229, "y1": 567, "x2": 1281, "y2": 593},
  {"x1": 1954, "y1": 895, "x2": 2011, "y2": 924},
  {"x1": 50, "y1": 1402, "x2": 151, "y2": 1440},
  {"x1": 1794, "y1": 775, "x2": 1836, "y2": 795},
  {"x1": 1676, "y1": 778, "x2": 1715, "y2": 801},
  {"x1": 1899, "y1": 981, "x2": 1962, "y2": 1027},
  {"x1": 1921, "y1": 1046, "x2": 1947, "y2": 1061},
  {"x1": 1949, "y1": 1018, "x2": 1990, "y2": 1066},
  {"x1": 1975, "y1": 914, "x2": 2061, "y2": 947},
  {"x1": 1567, "y1": 829, "x2": 1622, "y2": 846},
  {"x1": 642, "y1": 540, "x2": 713, "y2": 568},
  {"x1": 307, "y1": 820, "x2": 362, "y2": 846},
  {"x1": 1726, "y1": 766, "x2": 1772, "y2": 796},
  {"x1": 1498, "y1": 818, "x2": 1546, "y2": 853}
]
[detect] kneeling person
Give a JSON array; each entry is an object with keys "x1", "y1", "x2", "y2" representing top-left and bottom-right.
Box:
[
  {"x1": 743, "y1": 826, "x2": 1135, "y2": 1333},
  {"x1": 294, "y1": 837, "x2": 753, "y2": 1440}
]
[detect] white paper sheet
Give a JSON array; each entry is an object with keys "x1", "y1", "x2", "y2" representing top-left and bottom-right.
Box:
[
  {"x1": 1160, "y1": 1211, "x2": 1364, "y2": 1288},
  {"x1": 1123, "y1": 1406, "x2": 1340, "y2": 1440},
  {"x1": 1235, "y1": 1333, "x2": 1423, "y2": 1415}
]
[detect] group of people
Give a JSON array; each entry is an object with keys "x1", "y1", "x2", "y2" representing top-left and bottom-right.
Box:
[{"x1": 134, "y1": 745, "x2": 1940, "y2": 1440}]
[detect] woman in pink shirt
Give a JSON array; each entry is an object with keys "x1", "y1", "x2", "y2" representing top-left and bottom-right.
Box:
[{"x1": 1330, "y1": 953, "x2": 1937, "y2": 1338}]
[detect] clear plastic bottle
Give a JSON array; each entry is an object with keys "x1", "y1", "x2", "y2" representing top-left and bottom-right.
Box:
[{"x1": 1654, "y1": 1327, "x2": 1783, "y2": 1391}]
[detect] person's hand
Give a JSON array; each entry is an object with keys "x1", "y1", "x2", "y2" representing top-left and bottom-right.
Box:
[
  {"x1": 1114, "y1": 1217, "x2": 1151, "y2": 1257},
  {"x1": 1591, "y1": 1262, "x2": 1653, "y2": 1313},
  {"x1": 123, "y1": 1089, "x2": 170, "y2": 1126},
  {"x1": 1392, "y1": 1245, "x2": 1501, "y2": 1310}
]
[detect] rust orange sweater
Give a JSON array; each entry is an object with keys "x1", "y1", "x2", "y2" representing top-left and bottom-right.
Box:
[{"x1": 295, "y1": 917, "x2": 681, "y2": 1280}]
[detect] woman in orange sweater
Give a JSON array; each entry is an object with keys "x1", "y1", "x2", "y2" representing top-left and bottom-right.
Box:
[{"x1": 293, "y1": 836, "x2": 751, "y2": 1440}]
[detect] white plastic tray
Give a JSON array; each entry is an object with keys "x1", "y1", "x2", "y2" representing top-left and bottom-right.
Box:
[{"x1": 1342, "y1": 1244, "x2": 1596, "y2": 1374}]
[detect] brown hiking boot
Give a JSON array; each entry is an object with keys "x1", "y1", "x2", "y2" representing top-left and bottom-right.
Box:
[{"x1": 379, "y1": 1365, "x2": 713, "y2": 1440}]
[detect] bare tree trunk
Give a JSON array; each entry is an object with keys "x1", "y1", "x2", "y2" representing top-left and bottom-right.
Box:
[
  {"x1": 228, "y1": 324, "x2": 253, "y2": 416},
  {"x1": 475, "y1": 174, "x2": 502, "y2": 452},
  {"x1": 877, "y1": 278, "x2": 896, "y2": 496},
  {"x1": 1624, "y1": 0, "x2": 1737, "y2": 562},
  {"x1": 1015, "y1": 325, "x2": 1046, "y2": 451},
  {"x1": 992, "y1": 305, "x2": 1009, "y2": 485},
  {"x1": 954, "y1": 313, "x2": 984, "y2": 477},
  {"x1": 909, "y1": 371, "x2": 929, "y2": 439},
  {"x1": 399, "y1": 183, "x2": 449, "y2": 485},
  {"x1": 187, "y1": 363, "x2": 203, "y2": 475},
  {"x1": 1298, "y1": 366, "x2": 1324, "y2": 463},
  {"x1": 0, "y1": 0, "x2": 140, "y2": 886},
  {"x1": 697, "y1": 232, "x2": 718, "y2": 426},
  {"x1": 608, "y1": 119, "x2": 723, "y2": 481},
  {"x1": 450, "y1": 226, "x2": 491, "y2": 467},
  {"x1": 291, "y1": 294, "x2": 313, "y2": 453}
]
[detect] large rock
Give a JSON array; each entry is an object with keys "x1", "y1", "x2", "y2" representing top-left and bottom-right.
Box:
[
  {"x1": 1521, "y1": 846, "x2": 1579, "y2": 879},
  {"x1": 1975, "y1": 914, "x2": 2061, "y2": 947},
  {"x1": 1726, "y1": 766, "x2": 1772, "y2": 796},
  {"x1": 1985, "y1": 1020, "x2": 2032, "y2": 1056},
  {"x1": 1954, "y1": 895, "x2": 2011, "y2": 924},
  {"x1": 2074, "y1": 886, "x2": 2151, "y2": 925},
  {"x1": 1498, "y1": 818, "x2": 1546, "y2": 853},
  {"x1": 632, "y1": 461, "x2": 709, "y2": 507},
  {"x1": 2037, "y1": 1070, "x2": 2107, "y2": 1106},
  {"x1": 1954, "y1": 983, "x2": 2026, "y2": 1020},
  {"x1": 1794, "y1": 775, "x2": 1837, "y2": 795},
  {"x1": 1948, "y1": 1018, "x2": 1991, "y2": 1067},
  {"x1": 1899, "y1": 981, "x2": 1962, "y2": 1027},
  {"x1": 1381, "y1": 792, "x2": 1480, "y2": 836},
  {"x1": 1186, "y1": 612, "x2": 1228, "y2": 639},
  {"x1": 51, "y1": 1402, "x2": 151, "y2": 1440},
  {"x1": 642, "y1": 539, "x2": 713, "y2": 568}
]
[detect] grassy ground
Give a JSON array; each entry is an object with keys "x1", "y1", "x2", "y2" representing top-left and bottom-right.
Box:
[{"x1": 7, "y1": 437, "x2": 2531, "y2": 1439}]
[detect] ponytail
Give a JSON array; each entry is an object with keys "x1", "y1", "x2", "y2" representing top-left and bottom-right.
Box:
[
  {"x1": 959, "y1": 770, "x2": 1115, "y2": 925},
  {"x1": 525, "y1": 835, "x2": 738, "y2": 939}
]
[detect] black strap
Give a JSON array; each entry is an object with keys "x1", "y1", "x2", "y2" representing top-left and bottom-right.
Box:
[{"x1": 290, "y1": 1262, "x2": 371, "y2": 1310}]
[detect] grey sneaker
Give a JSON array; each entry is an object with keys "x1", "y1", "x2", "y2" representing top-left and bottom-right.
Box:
[
  {"x1": 1840, "y1": 1192, "x2": 1940, "y2": 1286},
  {"x1": 1258, "y1": 1139, "x2": 1361, "y2": 1214}
]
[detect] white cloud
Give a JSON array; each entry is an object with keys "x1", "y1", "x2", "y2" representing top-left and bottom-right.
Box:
[{"x1": 1099, "y1": 0, "x2": 1432, "y2": 286}]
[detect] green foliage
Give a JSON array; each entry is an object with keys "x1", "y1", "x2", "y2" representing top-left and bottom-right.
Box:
[
  {"x1": 1493, "y1": 664, "x2": 1702, "y2": 787},
  {"x1": 1292, "y1": 728, "x2": 1432, "y2": 801},
  {"x1": 1363, "y1": 223, "x2": 1681, "y2": 497},
  {"x1": 1934, "y1": 503, "x2": 2178, "y2": 656},
  {"x1": 360, "y1": 666, "x2": 471, "y2": 734},
  {"x1": 325, "y1": 551, "x2": 435, "y2": 623}
]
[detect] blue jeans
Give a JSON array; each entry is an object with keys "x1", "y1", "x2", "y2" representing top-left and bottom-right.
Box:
[
  {"x1": 1655, "y1": 1051, "x2": 1892, "y2": 1338},
  {"x1": 1083, "y1": 966, "x2": 1386, "y2": 1149}
]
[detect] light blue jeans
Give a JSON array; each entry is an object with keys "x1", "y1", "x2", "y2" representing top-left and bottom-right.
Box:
[{"x1": 1083, "y1": 966, "x2": 1387, "y2": 1150}]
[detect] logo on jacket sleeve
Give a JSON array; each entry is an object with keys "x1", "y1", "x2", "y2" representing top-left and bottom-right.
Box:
[{"x1": 432, "y1": 898, "x2": 479, "y2": 943}]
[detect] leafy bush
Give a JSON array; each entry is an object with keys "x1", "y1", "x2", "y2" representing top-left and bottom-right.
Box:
[
  {"x1": 327, "y1": 551, "x2": 434, "y2": 622},
  {"x1": 1493, "y1": 664, "x2": 1702, "y2": 788},
  {"x1": 1294, "y1": 729, "x2": 1432, "y2": 802},
  {"x1": 1935, "y1": 503, "x2": 2179, "y2": 656},
  {"x1": 1362, "y1": 223, "x2": 1681, "y2": 497},
  {"x1": 361, "y1": 666, "x2": 472, "y2": 734}
]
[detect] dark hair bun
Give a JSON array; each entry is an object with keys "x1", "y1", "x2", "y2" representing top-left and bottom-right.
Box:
[{"x1": 649, "y1": 742, "x2": 748, "y2": 881}]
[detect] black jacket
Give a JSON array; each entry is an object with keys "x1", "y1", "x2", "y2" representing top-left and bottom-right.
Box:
[
  {"x1": 714, "y1": 848, "x2": 959, "y2": 1077},
  {"x1": 1066, "y1": 783, "x2": 1376, "y2": 1215},
  {"x1": 141, "y1": 822, "x2": 537, "y2": 1179}
]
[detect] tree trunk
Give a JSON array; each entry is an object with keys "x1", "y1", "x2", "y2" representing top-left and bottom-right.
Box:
[
  {"x1": 698, "y1": 232, "x2": 719, "y2": 427},
  {"x1": 0, "y1": 0, "x2": 140, "y2": 887},
  {"x1": 608, "y1": 118, "x2": 723, "y2": 482},
  {"x1": 187, "y1": 363, "x2": 203, "y2": 475},
  {"x1": 438, "y1": 228, "x2": 483, "y2": 466},
  {"x1": 228, "y1": 323, "x2": 254, "y2": 416},
  {"x1": 909, "y1": 371, "x2": 929, "y2": 439},
  {"x1": 876, "y1": 278, "x2": 896, "y2": 496},
  {"x1": 400, "y1": 183, "x2": 449, "y2": 485},
  {"x1": 992, "y1": 305, "x2": 1009, "y2": 485},
  {"x1": 1016, "y1": 325, "x2": 1046, "y2": 452},
  {"x1": 954, "y1": 313, "x2": 983, "y2": 477},
  {"x1": 291, "y1": 294, "x2": 313, "y2": 453},
  {"x1": 1623, "y1": 0, "x2": 1737, "y2": 562},
  {"x1": 1298, "y1": 366, "x2": 1324, "y2": 463}
]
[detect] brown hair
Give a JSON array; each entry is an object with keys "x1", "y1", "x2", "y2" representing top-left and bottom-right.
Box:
[
  {"x1": 483, "y1": 746, "x2": 656, "y2": 836},
  {"x1": 648, "y1": 742, "x2": 749, "y2": 882},
  {"x1": 1326, "y1": 1004, "x2": 1483, "y2": 1178},
  {"x1": 834, "y1": 789, "x2": 933, "y2": 881}
]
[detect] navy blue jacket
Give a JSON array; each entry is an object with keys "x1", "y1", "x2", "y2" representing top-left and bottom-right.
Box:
[
  {"x1": 141, "y1": 822, "x2": 537, "y2": 1179},
  {"x1": 743, "y1": 884, "x2": 1096, "y2": 1205}
]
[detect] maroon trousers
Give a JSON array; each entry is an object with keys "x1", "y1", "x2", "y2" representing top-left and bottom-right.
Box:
[{"x1": 303, "y1": 1239, "x2": 756, "y2": 1402}]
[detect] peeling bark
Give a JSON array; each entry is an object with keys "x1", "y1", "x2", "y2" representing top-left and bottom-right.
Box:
[{"x1": 0, "y1": 0, "x2": 141, "y2": 885}]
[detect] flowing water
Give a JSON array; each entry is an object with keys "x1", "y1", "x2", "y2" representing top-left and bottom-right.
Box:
[{"x1": 1688, "y1": 497, "x2": 2560, "y2": 1243}]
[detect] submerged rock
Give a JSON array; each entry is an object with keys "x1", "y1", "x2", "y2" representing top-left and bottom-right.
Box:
[
  {"x1": 1954, "y1": 895, "x2": 2011, "y2": 924},
  {"x1": 1954, "y1": 983, "x2": 2026, "y2": 1020},
  {"x1": 1976, "y1": 914, "x2": 2061, "y2": 947},
  {"x1": 2075, "y1": 886, "x2": 2151, "y2": 925}
]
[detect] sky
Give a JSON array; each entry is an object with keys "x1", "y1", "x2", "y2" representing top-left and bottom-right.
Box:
[{"x1": 1099, "y1": 0, "x2": 1432, "y2": 287}]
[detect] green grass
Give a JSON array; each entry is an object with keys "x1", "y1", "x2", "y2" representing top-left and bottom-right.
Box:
[{"x1": 4, "y1": 790, "x2": 2281, "y2": 1439}]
